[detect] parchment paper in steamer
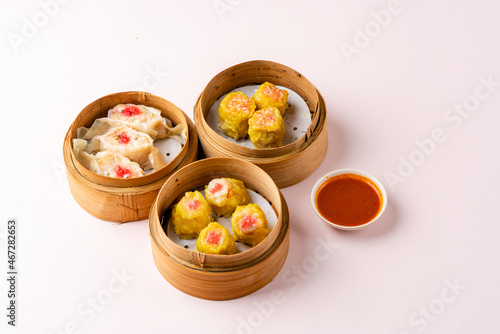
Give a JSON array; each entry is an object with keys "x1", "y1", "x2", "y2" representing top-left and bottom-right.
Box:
[
  {"x1": 145, "y1": 138, "x2": 183, "y2": 175},
  {"x1": 206, "y1": 85, "x2": 312, "y2": 147},
  {"x1": 167, "y1": 189, "x2": 278, "y2": 253}
]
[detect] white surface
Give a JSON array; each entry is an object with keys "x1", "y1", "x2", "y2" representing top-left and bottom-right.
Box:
[{"x1": 2, "y1": 0, "x2": 500, "y2": 333}]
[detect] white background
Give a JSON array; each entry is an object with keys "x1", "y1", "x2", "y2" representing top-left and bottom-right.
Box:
[{"x1": 2, "y1": 0, "x2": 500, "y2": 333}]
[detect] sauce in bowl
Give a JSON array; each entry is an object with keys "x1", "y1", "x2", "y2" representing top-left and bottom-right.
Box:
[{"x1": 312, "y1": 170, "x2": 387, "y2": 230}]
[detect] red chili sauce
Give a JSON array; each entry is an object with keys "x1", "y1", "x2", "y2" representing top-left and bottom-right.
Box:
[{"x1": 315, "y1": 173, "x2": 382, "y2": 227}]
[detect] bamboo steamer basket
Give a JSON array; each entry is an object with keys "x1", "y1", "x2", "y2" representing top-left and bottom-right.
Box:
[
  {"x1": 63, "y1": 91, "x2": 198, "y2": 222},
  {"x1": 194, "y1": 60, "x2": 328, "y2": 188},
  {"x1": 149, "y1": 157, "x2": 289, "y2": 300}
]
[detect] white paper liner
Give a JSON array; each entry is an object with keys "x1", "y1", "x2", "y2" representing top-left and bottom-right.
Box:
[
  {"x1": 144, "y1": 138, "x2": 182, "y2": 175},
  {"x1": 166, "y1": 189, "x2": 278, "y2": 253},
  {"x1": 206, "y1": 85, "x2": 312, "y2": 148}
]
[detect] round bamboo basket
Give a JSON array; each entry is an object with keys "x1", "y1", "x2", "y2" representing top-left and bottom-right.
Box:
[
  {"x1": 149, "y1": 157, "x2": 289, "y2": 300},
  {"x1": 63, "y1": 91, "x2": 198, "y2": 222},
  {"x1": 194, "y1": 60, "x2": 328, "y2": 188}
]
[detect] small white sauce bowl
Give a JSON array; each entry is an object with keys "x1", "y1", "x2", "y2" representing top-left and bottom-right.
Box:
[{"x1": 310, "y1": 169, "x2": 388, "y2": 230}]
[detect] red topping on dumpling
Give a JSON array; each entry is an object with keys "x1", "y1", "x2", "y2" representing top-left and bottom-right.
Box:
[
  {"x1": 210, "y1": 182, "x2": 223, "y2": 194},
  {"x1": 115, "y1": 165, "x2": 132, "y2": 178},
  {"x1": 117, "y1": 131, "x2": 131, "y2": 144},
  {"x1": 186, "y1": 199, "x2": 200, "y2": 211},
  {"x1": 206, "y1": 230, "x2": 222, "y2": 245},
  {"x1": 122, "y1": 105, "x2": 141, "y2": 117},
  {"x1": 239, "y1": 214, "x2": 257, "y2": 232}
]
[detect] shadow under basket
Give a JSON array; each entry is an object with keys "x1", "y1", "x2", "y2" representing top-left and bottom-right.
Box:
[
  {"x1": 194, "y1": 60, "x2": 328, "y2": 188},
  {"x1": 63, "y1": 91, "x2": 198, "y2": 222},
  {"x1": 149, "y1": 157, "x2": 290, "y2": 300}
]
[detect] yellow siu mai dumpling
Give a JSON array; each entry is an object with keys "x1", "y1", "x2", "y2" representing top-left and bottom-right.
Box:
[
  {"x1": 248, "y1": 107, "x2": 286, "y2": 149},
  {"x1": 205, "y1": 178, "x2": 250, "y2": 217},
  {"x1": 196, "y1": 222, "x2": 236, "y2": 255},
  {"x1": 231, "y1": 203, "x2": 270, "y2": 247},
  {"x1": 252, "y1": 82, "x2": 289, "y2": 115},
  {"x1": 218, "y1": 91, "x2": 256, "y2": 140},
  {"x1": 171, "y1": 191, "x2": 213, "y2": 239}
]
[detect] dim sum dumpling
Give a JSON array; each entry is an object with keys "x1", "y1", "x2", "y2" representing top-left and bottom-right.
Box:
[
  {"x1": 218, "y1": 92, "x2": 256, "y2": 140},
  {"x1": 248, "y1": 107, "x2": 286, "y2": 149},
  {"x1": 205, "y1": 178, "x2": 250, "y2": 217},
  {"x1": 231, "y1": 203, "x2": 270, "y2": 247},
  {"x1": 88, "y1": 126, "x2": 166, "y2": 171},
  {"x1": 171, "y1": 191, "x2": 213, "y2": 239},
  {"x1": 77, "y1": 104, "x2": 187, "y2": 144},
  {"x1": 72, "y1": 140, "x2": 145, "y2": 178},
  {"x1": 90, "y1": 152, "x2": 144, "y2": 178},
  {"x1": 196, "y1": 222, "x2": 236, "y2": 255},
  {"x1": 108, "y1": 104, "x2": 187, "y2": 143},
  {"x1": 252, "y1": 82, "x2": 289, "y2": 115}
]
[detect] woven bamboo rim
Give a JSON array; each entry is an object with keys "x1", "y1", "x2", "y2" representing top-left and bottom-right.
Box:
[
  {"x1": 64, "y1": 91, "x2": 190, "y2": 188},
  {"x1": 194, "y1": 60, "x2": 322, "y2": 158},
  {"x1": 194, "y1": 60, "x2": 328, "y2": 188},
  {"x1": 63, "y1": 92, "x2": 198, "y2": 222},
  {"x1": 149, "y1": 157, "x2": 290, "y2": 300}
]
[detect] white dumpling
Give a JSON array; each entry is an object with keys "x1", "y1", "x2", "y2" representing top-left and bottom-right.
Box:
[
  {"x1": 90, "y1": 151, "x2": 145, "y2": 178},
  {"x1": 73, "y1": 103, "x2": 184, "y2": 176},
  {"x1": 89, "y1": 126, "x2": 166, "y2": 171},
  {"x1": 107, "y1": 104, "x2": 187, "y2": 143},
  {"x1": 72, "y1": 140, "x2": 145, "y2": 178},
  {"x1": 77, "y1": 105, "x2": 187, "y2": 144}
]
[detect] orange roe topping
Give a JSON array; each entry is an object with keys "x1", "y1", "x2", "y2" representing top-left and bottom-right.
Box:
[
  {"x1": 206, "y1": 230, "x2": 222, "y2": 245},
  {"x1": 240, "y1": 214, "x2": 257, "y2": 231},
  {"x1": 115, "y1": 165, "x2": 131, "y2": 178},
  {"x1": 210, "y1": 182, "x2": 223, "y2": 194},
  {"x1": 122, "y1": 105, "x2": 141, "y2": 117},
  {"x1": 227, "y1": 95, "x2": 251, "y2": 113},
  {"x1": 117, "y1": 131, "x2": 131, "y2": 144},
  {"x1": 256, "y1": 110, "x2": 276, "y2": 127},
  {"x1": 263, "y1": 85, "x2": 284, "y2": 102},
  {"x1": 186, "y1": 199, "x2": 200, "y2": 211}
]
